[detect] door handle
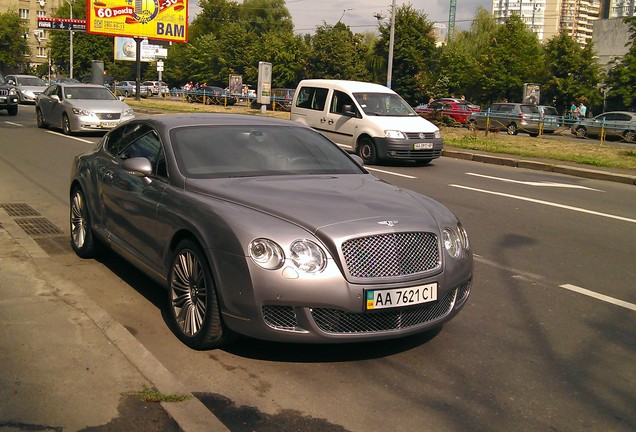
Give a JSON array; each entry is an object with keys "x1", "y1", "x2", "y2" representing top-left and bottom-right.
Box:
[
  {"x1": 328, "y1": 119, "x2": 334, "y2": 125},
  {"x1": 320, "y1": 117, "x2": 326, "y2": 123}
]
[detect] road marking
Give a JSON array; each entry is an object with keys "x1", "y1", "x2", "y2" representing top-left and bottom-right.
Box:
[
  {"x1": 4, "y1": 121, "x2": 23, "y2": 127},
  {"x1": 450, "y1": 184, "x2": 636, "y2": 224},
  {"x1": 560, "y1": 284, "x2": 636, "y2": 312},
  {"x1": 366, "y1": 167, "x2": 417, "y2": 179},
  {"x1": 45, "y1": 130, "x2": 95, "y2": 144},
  {"x1": 466, "y1": 172, "x2": 603, "y2": 191}
]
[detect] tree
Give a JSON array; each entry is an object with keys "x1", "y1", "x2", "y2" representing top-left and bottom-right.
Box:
[
  {"x1": 0, "y1": 10, "x2": 30, "y2": 73},
  {"x1": 478, "y1": 14, "x2": 544, "y2": 104},
  {"x1": 240, "y1": 0, "x2": 293, "y2": 34},
  {"x1": 374, "y1": 4, "x2": 436, "y2": 104},
  {"x1": 307, "y1": 22, "x2": 370, "y2": 81},
  {"x1": 541, "y1": 31, "x2": 603, "y2": 115},
  {"x1": 251, "y1": 31, "x2": 309, "y2": 88},
  {"x1": 606, "y1": 17, "x2": 636, "y2": 111}
]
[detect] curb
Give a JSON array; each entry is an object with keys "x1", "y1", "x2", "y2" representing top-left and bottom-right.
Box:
[{"x1": 442, "y1": 149, "x2": 636, "y2": 185}]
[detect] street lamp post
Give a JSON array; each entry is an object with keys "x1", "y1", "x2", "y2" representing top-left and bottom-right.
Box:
[
  {"x1": 65, "y1": 0, "x2": 73, "y2": 79},
  {"x1": 387, "y1": 0, "x2": 396, "y2": 89}
]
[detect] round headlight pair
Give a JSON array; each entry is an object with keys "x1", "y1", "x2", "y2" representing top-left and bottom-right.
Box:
[
  {"x1": 443, "y1": 223, "x2": 470, "y2": 259},
  {"x1": 249, "y1": 238, "x2": 327, "y2": 273}
]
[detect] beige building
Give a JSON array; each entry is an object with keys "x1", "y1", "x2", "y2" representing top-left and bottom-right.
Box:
[
  {"x1": 492, "y1": 0, "x2": 601, "y2": 46},
  {"x1": 0, "y1": 0, "x2": 68, "y2": 72}
]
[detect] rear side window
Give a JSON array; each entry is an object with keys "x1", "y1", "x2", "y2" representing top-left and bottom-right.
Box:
[
  {"x1": 521, "y1": 105, "x2": 539, "y2": 114},
  {"x1": 295, "y1": 86, "x2": 328, "y2": 111}
]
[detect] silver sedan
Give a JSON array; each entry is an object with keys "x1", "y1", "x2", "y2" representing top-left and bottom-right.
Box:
[
  {"x1": 36, "y1": 83, "x2": 135, "y2": 135},
  {"x1": 69, "y1": 114, "x2": 473, "y2": 350}
]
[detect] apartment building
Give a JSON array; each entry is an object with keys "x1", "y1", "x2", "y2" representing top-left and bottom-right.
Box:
[
  {"x1": 0, "y1": 0, "x2": 67, "y2": 71},
  {"x1": 492, "y1": 0, "x2": 601, "y2": 45}
]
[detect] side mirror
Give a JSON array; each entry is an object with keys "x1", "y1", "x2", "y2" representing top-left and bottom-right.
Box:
[
  {"x1": 51, "y1": 95, "x2": 60, "y2": 102},
  {"x1": 342, "y1": 104, "x2": 357, "y2": 117},
  {"x1": 122, "y1": 157, "x2": 153, "y2": 178}
]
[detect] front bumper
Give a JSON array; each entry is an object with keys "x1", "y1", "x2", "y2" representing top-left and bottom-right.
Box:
[
  {"x1": 374, "y1": 137, "x2": 444, "y2": 161},
  {"x1": 0, "y1": 95, "x2": 19, "y2": 108}
]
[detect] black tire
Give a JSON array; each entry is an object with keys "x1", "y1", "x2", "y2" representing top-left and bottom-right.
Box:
[
  {"x1": 36, "y1": 108, "x2": 46, "y2": 128},
  {"x1": 124, "y1": 90, "x2": 130, "y2": 97},
  {"x1": 575, "y1": 126, "x2": 587, "y2": 139},
  {"x1": 70, "y1": 186, "x2": 98, "y2": 259},
  {"x1": 506, "y1": 123, "x2": 518, "y2": 135},
  {"x1": 8, "y1": 105, "x2": 18, "y2": 116},
  {"x1": 357, "y1": 136, "x2": 378, "y2": 165},
  {"x1": 529, "y1": 133, "x2": 539, "y2": 137},
  {"x1": 168, "y1": 240, "x2": 232, "y2": 350},
  {"x1": 624, "y1": 130, "x2": 635, "y2": 143},
  {"x1": 62, "y1": 113, "x2": 72, "y2": 135}
]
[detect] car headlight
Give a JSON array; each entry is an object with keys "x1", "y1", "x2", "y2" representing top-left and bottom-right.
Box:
[
  {"x1": 249, "y1": 238, "x2": 285, "y2": 270},
  {"x1": 384, "y1": 130, "x2": 406, "y2": 139},
  {"x1": 72, "y1": 108, "x2": 95, "y2": 117},
  {"x1": 434, "y1": 130, "x2": 441, "y2": 139},
  {"x1": 443, "y1": 227, "x2": 462, "y2": 259},
  {"x1": 457, "y1": 223, "x2": 470, "y2": 250},
  {"x1": 290, "y1": 239, "x2": 326, "y2": 273},
  {"x1": 23, "y1": 90, "x2": 35, "y2": 98},
  {"x1": 9, "y1": 88, "x2": 17, "y2": 96},
  {"x1": 123, "y1": 109, "x2": 135, "y2": 117}
]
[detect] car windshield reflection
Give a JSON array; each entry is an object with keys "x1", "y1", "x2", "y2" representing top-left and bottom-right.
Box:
[
  {"x1": 171, "y1": 125, "x2": 364, "y2": 178},
  {"x1": 64, "y1": 87, "x2": 117, "y2": 100}
]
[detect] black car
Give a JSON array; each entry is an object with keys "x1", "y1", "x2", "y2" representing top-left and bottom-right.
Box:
[
  {"x1": 0, "y1": 73, "x2": 19, "y2": 115},
  {"x1": 185, "y1": 86, "x2": 237, "y2": 105}
]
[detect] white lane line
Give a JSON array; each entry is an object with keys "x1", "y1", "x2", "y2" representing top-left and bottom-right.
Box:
[
  {"x1": 45, "y1": 130, "x2": 95, "y2": 144},
  {"x1": 450, "y1": 184, "x2": 636, "y2": 224},
  {"x1": 560, "y1": 284, "x2": 636, "y2": 312},
  {"x1": 466, "y1": 172, "x2": 604, "y2": 191},
  {"x1": 5, "y1": 121, "x2": 23, "y2": 126},
  {"x1": 366, "y1": 167, "x2": 417, "y2": 179}
]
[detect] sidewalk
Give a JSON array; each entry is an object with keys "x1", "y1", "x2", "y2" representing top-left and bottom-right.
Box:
[{"x1": 0, "y1": 210, "x2": 228, "y2": 432}]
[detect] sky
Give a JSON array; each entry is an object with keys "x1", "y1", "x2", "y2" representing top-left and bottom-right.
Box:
[{"x1": 189, "y1": 0, "x2": 493, "y2": 34}]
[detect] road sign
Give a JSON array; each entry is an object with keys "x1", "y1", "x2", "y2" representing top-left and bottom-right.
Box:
[{"x1": 37, "y1": 17, "x2": 86, "y2": 32}]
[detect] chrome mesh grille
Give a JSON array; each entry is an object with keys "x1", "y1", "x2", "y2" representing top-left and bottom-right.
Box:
[
  {"x1": 341, "y1": 232, "x2": 439, "y2": 279},
  {"x1": 311, "y1": 289, "x2": 456, "y2": 334},
  {"x1": 262, "y1": 305, "x2": 298, "y2": 331}
]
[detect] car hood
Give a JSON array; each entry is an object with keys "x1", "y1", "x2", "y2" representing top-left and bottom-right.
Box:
[
  {"x1": 186, "y1": 174, "x2": 446, "y2": 234},
  {"x1": 18, "y1": 85, "x2": 46, "y2": 93},
  {"x1": 360, "y1": 114, "x2": 439, "y2": 132},
  {"x1": 64, "y1": 99, "x2": 131, "y2": 112}
]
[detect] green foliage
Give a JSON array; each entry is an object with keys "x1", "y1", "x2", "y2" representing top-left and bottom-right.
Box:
[
  {"x1": 308, "y1": 22, "x2": 370, "y2": 81},
  {"x1": 0, "y1": 10, "x2": 30, "y2": 73},
  {"x1": 606, "y1": 17, "x2": 636, "y2": 110}
]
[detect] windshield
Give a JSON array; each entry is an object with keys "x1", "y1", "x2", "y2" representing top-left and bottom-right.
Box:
[
  {"x1": 171, "y1": 125, "x2": 365, "y2": 178},
  {"x1": 17, "y1": 76, "x2": 46, "y2": 86},
  {"x1": 64, "y1": 86, "x2": 117, "y2": 100},
  {"x1": 353, "y1": 92, "x2": 417, "y2": 117}
]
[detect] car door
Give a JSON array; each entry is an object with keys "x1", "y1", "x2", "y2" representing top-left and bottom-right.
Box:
[
  {"x1": 588, "y1": 113, "x2": 609, "y2": 137},
  {"x1": 100, "y1": 122, "x2": 168, "y2": 271},
  {"x1": 322, "y1": 89, "x2": 359, "y2": 151},
  {"x1": 37, "y1": 84, "x2": 58, "y2": 123}
]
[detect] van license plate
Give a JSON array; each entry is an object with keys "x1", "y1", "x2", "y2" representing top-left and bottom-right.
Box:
[
  {"x1": 366, "y1": 283, "x2": 438, "y2": 310},
  {"x1": 414, "y1": 142, "x2": 433, "y2": 150}
]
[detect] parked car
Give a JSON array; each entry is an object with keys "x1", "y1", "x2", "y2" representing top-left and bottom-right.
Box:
[
  {"x1": 111, "y1": 80, "x2": 149, "y2": 98},
  {"x1": 414, "y1": 98, "x2": 480, "y2": 124},
  {"x1": 185, "y1": 86, "x2": 237, "y2": 105},
  {"x1": 537, "y1": 105, "x2": 561, "y2": 131},
  {"x1": 571, "y1": 111, "x2": 636, "y2": 142},
  {"x1": 467, "y1": 102, "x2": 557, "y2": 136},
  {"x1": 0, "y1": 73, "x2": 19, "y2": 115},
  {"x1": 35, "y1": 83, "x2": 135, "y2": 135},
  {"x1": 5, "y1": 74, "x2": 47, "y2": 104},
  {"x1": 291, "y1": 79, "x2": 442, "y2": 165},
  {"x1": 143, "y1": 80, "x2": 169, "y2": 96},
  {"x1": 69, "y1": 113, "x2": 473, "y2": 350}
]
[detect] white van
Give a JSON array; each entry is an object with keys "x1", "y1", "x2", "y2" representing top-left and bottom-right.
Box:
[{"x1": 290, "y1": 79, "x2": 442, "y2": 164}]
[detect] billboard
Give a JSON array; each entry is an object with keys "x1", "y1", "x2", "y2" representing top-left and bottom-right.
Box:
[
  {"x1": 86, "y1": 0, "x2": 188, "y2": 43},
  {"x1": 257, "y1": 61, "x2": 272, "y2": 105},
  {"x1": 114, "y1": 36, "x2": 167, "y2": 61},
  {"x1": 523, "y1": 83, "x2": 540, "y2": 105}
]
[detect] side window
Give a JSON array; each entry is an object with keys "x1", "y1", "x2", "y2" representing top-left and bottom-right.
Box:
[
  {"x1": 105, "y1": 123, "x2": 135, "y2": 155},
  {"x1": 330, "y1": 90, "x2": 354, "y2": 115},
  {"x1": 119, "y1": 125, "x2": 161, "y2": 166},
  {"x1": 295, "y1": 86, "x2": 328, "y2": 111}
]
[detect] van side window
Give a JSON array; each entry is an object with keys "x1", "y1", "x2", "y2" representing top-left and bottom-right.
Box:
[
  {"x1": 330, "y1": 90, "x2": 354, "y2": 115},
  {"x1": 295, "y1": 86, "x2": 328, "y2": 111}
]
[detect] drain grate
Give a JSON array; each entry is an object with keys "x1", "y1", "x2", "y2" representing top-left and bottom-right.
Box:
[
  {"x1": 0, "y1": 203, "x2": 41, "y2": 217},
  {"x1": 14, "y1": 217, "x2": 64, "y2": 237}
]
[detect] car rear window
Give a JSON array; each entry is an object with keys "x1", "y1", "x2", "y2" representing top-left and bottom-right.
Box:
[{"x1": 521, "y1": 105, "x2": 540, "y2": 114}]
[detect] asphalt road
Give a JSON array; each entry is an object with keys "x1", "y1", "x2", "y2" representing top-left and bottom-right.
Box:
[{"x1": 1, "y1": 105, "x2": 635, "y2": 432}]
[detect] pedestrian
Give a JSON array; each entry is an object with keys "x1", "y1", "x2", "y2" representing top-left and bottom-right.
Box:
[
  {"x1": 578, "y1": 102, "x2": 587, "y2": 119},
  {"x1": 569, "y1": 101, "x2": 577, "y2": 119}
]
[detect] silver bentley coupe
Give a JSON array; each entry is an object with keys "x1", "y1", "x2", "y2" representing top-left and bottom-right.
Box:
[{"x1": 69, "y1": 113, "x2": 473, "y2": 350}]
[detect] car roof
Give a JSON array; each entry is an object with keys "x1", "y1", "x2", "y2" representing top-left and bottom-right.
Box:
[
  {"x1": 140, "y1": 113, "x2": 311, "y2": 130},
  {"x1": 55, "y1": 83, "x2": 110, "y2": 88},
  {"x1": 298, "y1": 79, "x2": 394, "y2": 94}
]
